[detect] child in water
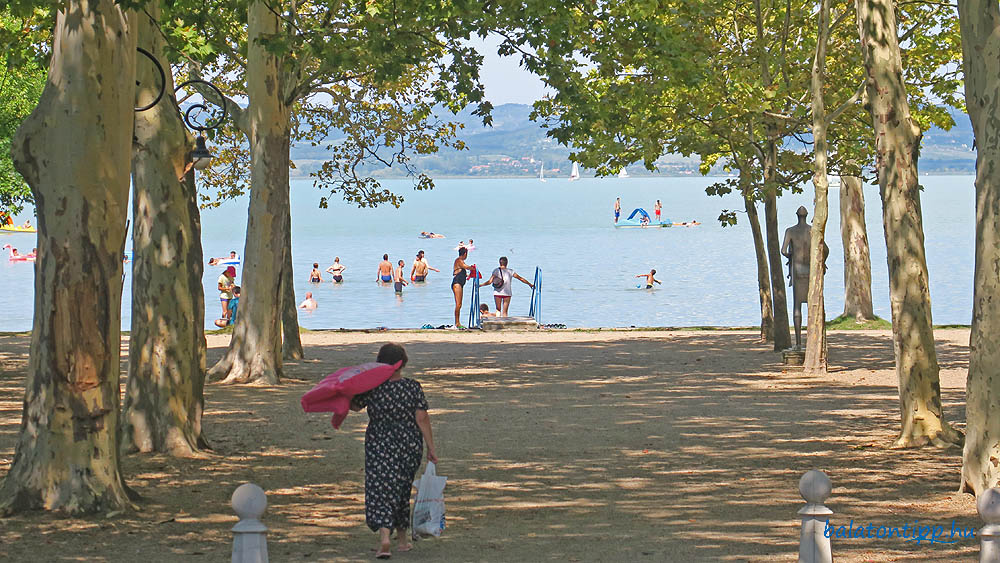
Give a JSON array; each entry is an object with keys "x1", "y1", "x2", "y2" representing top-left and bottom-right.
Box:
[{"x1": 635, "y1": 269, "x2": 661, "y2": 289}]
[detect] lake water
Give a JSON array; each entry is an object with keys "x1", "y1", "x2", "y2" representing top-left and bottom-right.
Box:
[{"x1": 0, "y1": 175, "x2": 976, "y2": 331}]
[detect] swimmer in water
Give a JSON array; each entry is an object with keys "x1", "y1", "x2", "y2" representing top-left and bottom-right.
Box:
[
  {"x1": 451, "y1": 247, "x2": 473, "y2": 328},
  {"x1": 309, "y1": 262, "x2": 323, "y2": 283},
  {"x1": 299, "y1": 291, "x2": 318, "y2": 310},
  {"x1": 635, "y1": 269, "x2": 661, "y2": 289},
  {"x1": 326, "y1": 257, "x2": 346, "y2": 282},
  {"x1": 377, "y1": 254, "x2": 393, "y2": 284},
  {"x1": 393, "y1": 260, "x2": 408, "y2": 294}
]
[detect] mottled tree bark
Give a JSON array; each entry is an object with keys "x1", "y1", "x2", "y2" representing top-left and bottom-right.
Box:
[
  {"x1": 753, "y1": 0, "x2": 791, "y2": 352},
  {"x1": 856, "y1": 0, "x2": 960, "y2": 448},
  {"x1": 281, "y1": 241, "x2": 303, "y2": 360},
  {"x1": 208, "y1": 0, "x2": 289, "y2": 384},
  {"x1": 121, "y1": 4, "x2": 208, "y2": 457},
  {"x1": 0, "y1": 0, "x2": 136, "y2": 514},
  {"x1": 744, "y1": 188, "x2": 773, "y2": 343},
  {"x1": 958, "y1": 0, "x2": 1000, "y2": 494},
  {"x1": 804, "y1": 0, "x2": 831, "y2": 374},
  {"x1": 764, "y1": 185, "x2": 792, "y2": 351},
  {"x1": 839, "y1": 172, "x2": 875, "y2": 321}
]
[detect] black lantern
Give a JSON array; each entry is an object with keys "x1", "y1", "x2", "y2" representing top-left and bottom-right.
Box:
[{"x1": 191, "y1": 135, "x2": 214, "y2": 170}]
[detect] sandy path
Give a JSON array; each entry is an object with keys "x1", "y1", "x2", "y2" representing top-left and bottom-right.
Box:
[{"x1": 0, "y1": 329, "x2": 980, "y2": 561}]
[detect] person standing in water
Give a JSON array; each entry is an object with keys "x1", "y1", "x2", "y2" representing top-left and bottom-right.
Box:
[
  {"x1": 326, "y1": 257, "x2": 346, "y2": 282},
  {"x1": 654, "y1": 200, "x2": 662, "y2": 223},
  {"x1": 377, "y1": 254, "x2": 393, "y2": 284},
  {"x1": 393, "y1": 260, "x2": 408, "y2": 294},
  {"x1": 635, "y1": 269, "x2": 661, "y2": 289},
  {"x1": 614, "y1": 197, "x2": 621, "y2": 223},
  {"x1": 480, "y1": 256, "x2": 534, "y2": 316},
  {"x1": 451, "y1": 247, "x2": 473, "y2": 328},
  {"x1": 309, "y1": 262, "x2": 323, "y2": 283},
  {"x1": 410, "y1": 250, "x2": 439, "y2": 282}
]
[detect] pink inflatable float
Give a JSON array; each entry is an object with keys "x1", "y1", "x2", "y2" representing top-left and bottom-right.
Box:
[
  {"x1": 301, "y1": 360, "x2": 403, "y2": 429},
  {"x1": 2, "y1": 244, "x2": 33, "y2": 261}
]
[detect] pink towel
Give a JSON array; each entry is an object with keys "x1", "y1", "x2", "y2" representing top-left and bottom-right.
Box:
[{"x1": 301, "y1": 361, "x2": 402, "y2": 429}]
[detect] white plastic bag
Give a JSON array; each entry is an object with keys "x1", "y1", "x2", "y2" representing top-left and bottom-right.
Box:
[{"x1": 411, "y1": 462, "x2": 447, "y2": 538}]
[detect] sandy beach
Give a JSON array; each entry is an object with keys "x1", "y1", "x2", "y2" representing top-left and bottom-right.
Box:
[{"x1": 0, "y1": 329, "x2": 979, "y2": 561}]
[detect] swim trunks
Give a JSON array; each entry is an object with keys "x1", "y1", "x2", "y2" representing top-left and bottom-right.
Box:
[
  {"x1": 646, "y1": 284, "x2": 653, "y2": 289},
  {"x1": 310, "y1": 277, "x2": 320, "y2": 283},
  {"x1": 333, "y1": 275, "x2": 343, "y2": 283},
  {"x1": 381, "y1": 275, "x2": 392, "y2": 282},
  {"x1": 414, "y1": 275, "x2": 425, "y2": 282},
  {"x1": 394, "y1": 281, "x2": 403, "y2": 293},
  {"x1": 452, "y1": 269, "x2": 467, "y2": 287},
  {"x1": 615, "y1": 210, "x2": 620, "y2": 218}
]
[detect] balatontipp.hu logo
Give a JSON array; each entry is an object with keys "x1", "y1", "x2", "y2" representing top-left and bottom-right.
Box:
[{"x1": 824, "y1": 518, "x2": 976, "y2": 544}]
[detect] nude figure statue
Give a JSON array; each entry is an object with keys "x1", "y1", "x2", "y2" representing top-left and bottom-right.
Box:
[{"x1": 781, "y1": 206, "x2": 829, "y2": 349}]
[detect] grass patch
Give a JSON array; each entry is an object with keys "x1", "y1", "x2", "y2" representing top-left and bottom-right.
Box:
[{"x1": 826, "y1": 315, "x2": 891, "y2": 330}]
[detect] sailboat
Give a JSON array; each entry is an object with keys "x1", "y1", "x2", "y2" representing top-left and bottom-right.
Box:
[
  {"x1": 539, "y1": 164, "x2": 546, "y2": 182},
  {"x1": 569, "y1": 162, "x2": 580, "y2": 181},
  {"x1": 618, "y1": 167, "x2": 629, "y2": 178}
]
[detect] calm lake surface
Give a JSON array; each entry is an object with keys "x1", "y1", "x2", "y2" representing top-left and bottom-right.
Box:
[{"x1": 0, "y1": 175, "x2": 976, "y2": 331}]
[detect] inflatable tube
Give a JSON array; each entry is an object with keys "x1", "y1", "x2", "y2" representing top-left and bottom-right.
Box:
[
  {"x1": 454, "y1": 245, "x2": 476, "y2": 251},
  {"x1": 0, "y1": 226, "x2": 36, "y2": 233},
  {"x1": 301, "y1": 360, "x2": 403, "y2": 429},
  {"x1": 216, "y1": 259, "x2": 241, "y2": 265}
]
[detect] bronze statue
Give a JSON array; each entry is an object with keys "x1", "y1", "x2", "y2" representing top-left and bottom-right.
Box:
[{"x1": 781, "y1": 206, "x2": 829, "y2": 349}]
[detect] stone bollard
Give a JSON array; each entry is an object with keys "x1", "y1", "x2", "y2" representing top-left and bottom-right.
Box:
[
  {"x1": 979, "y1": 487, "x2": 1000, "y2": 563},
  {"x1": 798, "y1": 470, "x2": 833, "y2": 563},
  {"x1": 232, "y1": 483, "x2": 269, "y2": 563}
]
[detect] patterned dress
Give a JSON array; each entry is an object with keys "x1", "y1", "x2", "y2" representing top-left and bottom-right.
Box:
[{"x1": 355, "y1": 378, "x2": 429, "y2": 532}]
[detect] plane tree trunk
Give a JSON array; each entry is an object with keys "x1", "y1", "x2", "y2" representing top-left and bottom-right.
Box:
[
  {"x1": 208, "y1": 0, "x2": 289, "y2": 385},
  {"x1": 281, "y1": 240, "x2": 303, "y2": 360},
  {"x1": 804, "y1": 0, "x2": 831, "y2": 374},
  {"x1": 958, "y1": 0, "x2": 1000, "y2": 494},
  {"x1": 121, "y1": 4, "x2": 208, "y2": 456},
  {"x1": 0, "y1": 0, "x2": 136, "y2": 514},
  {"x1": 743, "y1": 181, "x2": 773, "y2": 343},
  {"x1": 839, "y1": 171, "x2": 876, "y2": 321},
  {"x1": 856, "y1": 0, "x2": 961, "y2": 448},
  {"x1": 764, "y1": 179, "x2": 792, "y2": 351}
]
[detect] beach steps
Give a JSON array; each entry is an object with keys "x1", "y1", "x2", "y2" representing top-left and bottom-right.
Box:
[{"x1": 480, "y1": 316, "x2": 538, "y2": 331}]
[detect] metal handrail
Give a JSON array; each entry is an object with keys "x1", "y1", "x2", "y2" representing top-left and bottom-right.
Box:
[{"x1": 528, "y1": 267, "x2": 542, "y2": 325}]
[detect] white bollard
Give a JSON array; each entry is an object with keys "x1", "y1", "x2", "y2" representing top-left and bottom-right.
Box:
[
  {"x1": 798, "y1": 470, "x2": 833, "y2": 563},
  {"x1": 979, "y1": 487, "x2": 1000, "y2": 563},
  {"x1": 232, "y1": 483, "x2": 269, "y2": 563}
]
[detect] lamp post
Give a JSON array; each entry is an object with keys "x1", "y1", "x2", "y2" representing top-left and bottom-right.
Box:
[{"x1": 135, "y1": 47, "x2": 228, "y2": 171}]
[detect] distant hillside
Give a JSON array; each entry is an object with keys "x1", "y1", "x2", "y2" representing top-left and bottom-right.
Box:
[{"x1": 290, "y1": 103, "x2": 976, "y2": 178}]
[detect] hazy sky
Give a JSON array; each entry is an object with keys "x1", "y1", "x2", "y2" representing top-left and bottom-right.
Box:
[{"x1": 471, "y1": 35, "x2": 551, "y2": 106}]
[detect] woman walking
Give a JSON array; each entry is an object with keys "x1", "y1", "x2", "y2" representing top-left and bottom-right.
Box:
[
  {"x1": 351, "y1": 344, "x2": 437, "y2": 559},
  {"x1": 451, "y1": 247, "x2": 473, "y2": 328}
]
